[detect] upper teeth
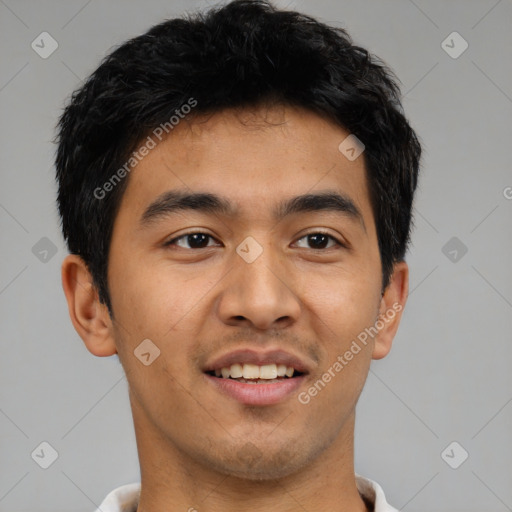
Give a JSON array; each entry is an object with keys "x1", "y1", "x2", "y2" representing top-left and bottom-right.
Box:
[{"x1": 214, "y1": 363, "x2": 295, "y2": 379}]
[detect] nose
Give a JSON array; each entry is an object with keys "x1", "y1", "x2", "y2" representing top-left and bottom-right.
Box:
[{"x1": 215, "y1": 240, "x2": 301, "y2": 331}]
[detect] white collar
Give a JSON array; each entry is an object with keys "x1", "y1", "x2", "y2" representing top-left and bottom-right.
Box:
[{"x1": 97, "y1": 475, "x2": 398, "y2": 511}]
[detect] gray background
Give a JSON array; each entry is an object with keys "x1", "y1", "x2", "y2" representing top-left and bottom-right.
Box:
[{"x1": 1, "y1": 0, "x2": 511, "y2": 510}]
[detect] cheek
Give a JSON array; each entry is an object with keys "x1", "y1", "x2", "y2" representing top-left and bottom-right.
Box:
[
  {"x1": 108, "y1": 253, "x2": 182, "y2": 331},
  {"x1": 303, "y1": 264, "x2": 380, "y2": 334},
  {"x1": 108, "y1": 258, "x2": 220, "y2": 371},
  {"x1": 298, "y1": 265, "x2": 379, "y2": 400}
]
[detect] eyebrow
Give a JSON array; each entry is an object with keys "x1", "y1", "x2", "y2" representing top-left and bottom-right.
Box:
[{"x1": 139, "y1": 189, "x2": 366, "y2": 231}]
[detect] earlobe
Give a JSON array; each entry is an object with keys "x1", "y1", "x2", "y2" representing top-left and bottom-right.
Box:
[
  {"x1": 372, "y1": 260, "x2": 409, "y2": 360},
  {"x1": 61, "y1": 254, "x2": 117, "y2": 357}
]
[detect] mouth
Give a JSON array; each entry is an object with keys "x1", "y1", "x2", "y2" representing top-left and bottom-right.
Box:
[
  {"x1": 205, "y1": 363, "x2": 305, "y2": 383},
  {"x1": 203, "y1": 349, "x2": 311, "y2": 406}
]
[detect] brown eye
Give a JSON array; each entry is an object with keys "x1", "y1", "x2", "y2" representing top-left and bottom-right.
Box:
[
  {"x1": 165, "y1": 232, "x2": 219, "y2": 249},
  {"x1": 294, "y1": 232, "x2": 344, "y2": 250}
]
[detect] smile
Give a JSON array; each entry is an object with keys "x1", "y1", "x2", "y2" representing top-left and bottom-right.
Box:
[
  {"x1": 204, "y1": 363, "x2": 307, "y2": 406},
  {"x1": 206, "y1": 362, "x2": 303, "y2": 382}
]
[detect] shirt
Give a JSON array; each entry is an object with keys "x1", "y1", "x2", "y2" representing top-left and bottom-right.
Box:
[{"x1": 95, "y1": 474, "x2": 399, "y2": 511}]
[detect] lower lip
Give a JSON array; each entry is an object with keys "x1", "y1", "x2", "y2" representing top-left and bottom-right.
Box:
[{"x1": 204, "y1": 373, "x2": 306, "y2": 406}]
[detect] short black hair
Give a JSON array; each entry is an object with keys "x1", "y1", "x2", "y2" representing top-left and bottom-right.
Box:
[{"x1": 55, "y1": 0, "x2": 421, "y2": 316}]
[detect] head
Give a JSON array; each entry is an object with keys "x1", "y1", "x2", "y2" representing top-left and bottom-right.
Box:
[{"x1": 56, "y1": 0, "x2": 420, "y2": 481}]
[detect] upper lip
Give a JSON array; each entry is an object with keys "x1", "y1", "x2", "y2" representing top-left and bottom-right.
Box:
[{"x1": 203, "y1": 348, "x2": 312, "y2": 374}]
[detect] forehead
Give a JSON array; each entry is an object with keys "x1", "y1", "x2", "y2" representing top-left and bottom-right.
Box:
[{"x1": 115, "y1": 105, "x2": 374, "y2": 230}]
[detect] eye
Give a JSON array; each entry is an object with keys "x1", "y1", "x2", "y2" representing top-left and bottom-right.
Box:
[
  {"x1": 294, "y1": 231, "x2": 345, "y2": 250},
  {"x1": 164, "y1": 232, "x2": 220, "y2": 250},
  {"x1": 163, "y1": 231, "x2": 345, "y2": 251}
]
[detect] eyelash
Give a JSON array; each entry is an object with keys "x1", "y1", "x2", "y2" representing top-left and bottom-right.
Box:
[{"x1": 163, "y1": 231, "x2": 346, "y2": 251}]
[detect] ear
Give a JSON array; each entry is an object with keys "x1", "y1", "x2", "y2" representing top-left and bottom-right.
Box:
[
  {"x1": 61, "y1": 254, "x2": 117, "y2": 357},
  {"x1": 372, "y1": 260, "x2": 409, "y2": 360}
]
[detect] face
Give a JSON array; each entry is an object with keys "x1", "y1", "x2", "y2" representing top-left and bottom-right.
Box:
[{"x1": 94, "y1": 104, "x2": 405, "y2": 480}]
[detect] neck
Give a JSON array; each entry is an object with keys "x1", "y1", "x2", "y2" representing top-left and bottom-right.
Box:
[{"x1": 131, "y1": 395, "x2": 368, "y2": 512}]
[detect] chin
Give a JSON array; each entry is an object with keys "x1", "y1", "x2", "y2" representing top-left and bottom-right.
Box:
[
  {"x1": 217, "y1": 460, "x2": 304, "y2": 482},
  {"x1": 203, "y1": 442, "x2": 314, "y2": 482}
]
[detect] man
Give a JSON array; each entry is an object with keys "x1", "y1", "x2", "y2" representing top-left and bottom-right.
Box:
[{"x1": 55, "y1": 0, "x2": 421, "y2": 510}]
